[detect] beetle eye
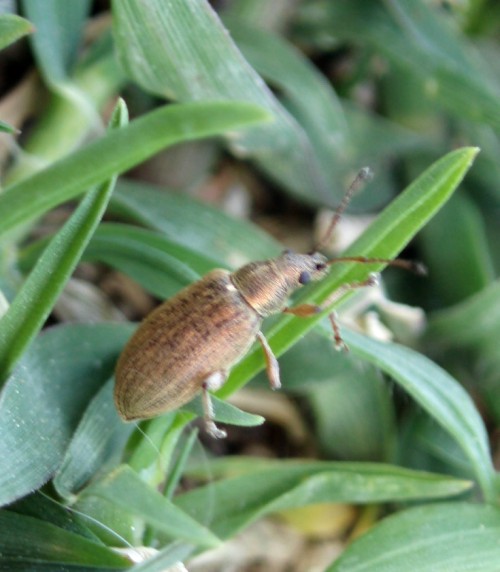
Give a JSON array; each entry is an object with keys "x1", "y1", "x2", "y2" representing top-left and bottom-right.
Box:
[
  {"x1": 299, "y1": 271, "x2": 311, "y2": 285},
  {"x1": 315, "y1": 262, "x2": 326, "y2": 271}
]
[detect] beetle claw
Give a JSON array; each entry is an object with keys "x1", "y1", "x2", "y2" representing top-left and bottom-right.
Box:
[{"x1": 206, "y1": 421, "x2": 227, "y2": 439}]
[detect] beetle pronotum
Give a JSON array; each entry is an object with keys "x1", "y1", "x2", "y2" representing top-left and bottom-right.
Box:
[{"x1": 114, "y1": 169, "x2": 425, "y2": 438}]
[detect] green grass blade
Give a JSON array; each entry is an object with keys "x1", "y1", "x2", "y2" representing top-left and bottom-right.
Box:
[
  {"x1": 323, "y1": 1, "x2": 500, "y2": 129},
  {"x1": 328, "y1": 502, "x2": 500, "y2": 572},
  {"x1": 224, "y1": 16, "x2": 348, "y2": 196},
  {"x1": 0, "y1": 100, "x2": 128, "y2": 380},
  {"x1": 22, "y1": 0, "x2": 91, "y2": 85},
  {"x1": 184, "y1": 395, "x2": 264, "y2": 428},
  {"x1": 343, "y1": 329, "x2": 495, "y2": 502},
  {"x1": 85, "y1": 224, "x2": 206, "y2": 298},
  {"x1": 221, "y1": 147, "x2": 479, "y2": 396},
  {"x1": 0, "y1": 323, "x2": 132, "y2": 507},
  {"x1": 82, "y1": 465, "x2": 220, "y2": 548},
  {"x1": 0, "y1": 177, "x2": 116, "y2": 379},
  {"x1": 19, "y1": 0, "x2": 98, "y2": 137},
  {"x1": 53, "y1": 378, "x2": 133, "y2": 499},
  {"x1": 426, "y1": 280, "x2": 500, "y2": 350},
  {"x1": 225, "y1": 17, "x2": 429, "y2": 208},
  {"x1": 112, "y1": 0, "x2": 330, "y2": 203},
  {"x1": 20, "y1": 173, "x2": 281, "y2": 297},
  {"x1": 175, "y1": 459, "x2": 472, "y2": 539},
  {"x1": 0, "y1": 510, "x2": 129, "y2": 569},
  {"x1": 0, "y1": 13, "x2": 33, "y2": 51},
  {"x1": 0, "y1": 101, "x2": 270, "y2": 236},
  {"x1": 110, "y1": 180, "x2": 280, "y2": 264},
  {"x1": 9, "y1": 492, "x2": 101, "y2": 541},
  {"x1": 419, "y1": 191, "x2": 494, "y2": 305},
  {"x1": 0, "y1": 119, "x2": 20, "y2": 135},
  {"x1": 271, "y1": 329, "x2": 396, "y2": 461}
]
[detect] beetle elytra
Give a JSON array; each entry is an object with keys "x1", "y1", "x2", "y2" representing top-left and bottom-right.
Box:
[{"x1": 114, "y1": 170, "x2": 425, "y2": 438}]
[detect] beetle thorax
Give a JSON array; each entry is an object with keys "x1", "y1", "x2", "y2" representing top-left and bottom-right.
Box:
[{"x1": 230, "y1": 250, "x2": 329, "y2": 317}]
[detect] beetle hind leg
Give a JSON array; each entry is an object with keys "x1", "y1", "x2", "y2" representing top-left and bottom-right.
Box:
[
  {"x1": 256, "y1": 331, "x2": 281, "y2": 390},
  {"x1": 201, "y1": 371, "x2": 228, "y2": 439}
]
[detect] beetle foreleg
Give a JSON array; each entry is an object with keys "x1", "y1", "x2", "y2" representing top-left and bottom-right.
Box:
[
  {"x1": 201, "y1": 371, "x2": 228, "y2": 439},
  {"x1": 256, "y1": 331, "x2": 281, "y2": 390},
  {"x1": 284, "y1": 273, "x2": 379, "y2": 350}
]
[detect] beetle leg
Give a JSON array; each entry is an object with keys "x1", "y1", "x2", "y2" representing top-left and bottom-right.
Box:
[
  {"x1": 328, "y1": 310, "x2": 348, "y2": 352},
  {"x1": 256, "y1": 331, "x2": 281, "y2": 390},
  {"x1": 201, "y1": 371, "x2": 228, "y2": 439},
  {"x1": 284, "y1": 273, "x2": 379, "y2": 350},
  {"x1": 282, "y1": 303, "x2": 321, "y2": 317}
]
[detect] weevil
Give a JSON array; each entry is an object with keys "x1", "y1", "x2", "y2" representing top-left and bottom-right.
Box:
[{"x1": 114, "y1": 169, "x2": 425, "y2": 438}]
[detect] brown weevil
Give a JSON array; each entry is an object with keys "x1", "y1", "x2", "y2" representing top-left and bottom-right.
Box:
[{"x1": 114, "y1": 169, "x2": 425, "y2": 438}]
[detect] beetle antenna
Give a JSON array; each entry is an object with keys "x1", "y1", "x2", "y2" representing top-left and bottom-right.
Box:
[
  {"x1": 315, "y1": 167, "x2": 373, "y2": 252},
  {"x1": 327, "y1": 255, "x2": 427, "y2": 275},
  {"x1": 316, "y1": 169, "x2": 427, "y2": 276}
]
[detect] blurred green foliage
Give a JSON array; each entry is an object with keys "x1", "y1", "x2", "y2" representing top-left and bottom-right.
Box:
[{"x1": 1, "y1": 1, "x2": 500, "y2": 570}]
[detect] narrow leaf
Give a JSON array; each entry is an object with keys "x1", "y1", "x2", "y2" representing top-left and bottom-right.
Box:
[
  {"x1": 112, "y1": 0, "x2": 331, "y2": 203},
  {"x1": 110, "y1": 180, "x2": 280, "y2": 265},
  {"x1": 22, "y1": 0, "x2": 91, "y2": 85},
  {"x1": 426, "y1": 279, "x2": 500, "y2": 349},
  {"x1": 0, "y1": 510, "x2": 129, "y2": 568},
  {"x1": 10, "y1": 492, "x2": 101, "y2": 542},
  {"x1": 323, "y1": 1, "x2": 500, "y2": 129},
  {"x1": 343, "y1": 329, "x2": 495, "y2": 502},
  {"x1": 184, "y1": 394, "x2": 265, "y2": 427},
  {"x1": 85, "y1": 223, "x2": 207, "y2": 298},
  {"x1": 224, "y1": 16, "x2": 348, "y2": 196},
  {"x1": 175, "y1": 459, "x2": 472, "y2": 539},
  {"x1": 0, "y1": 119, "x2": 20, "y2": 135},
  {"x1": 0, "y1": 178, "x2": 117, "y2": 379},
  {"x1": 0, "y1": 13, "x2": 33, "y2": 51},
  {"x1": 225, "y1": 18, "x2": 428, "y2": 208},
  {"x1": 419, "y1": 191, "x2": 494, "y2": 305},
  {"x1": 0, "y1": 323, "x2": 133, "y2": 507},
  {"x1": 328, "y1": 502, "x2": 500, "y2": 572},
  {"x1": 0, "y1": 100, "x2": 127, "y2": 380},
  {"x1": 83, "y1": 465, "x2": 220, "y2": 548},
  {"x1": 221, "y1": 147, "x2": 479, "y2": 396},
  {"x1": 53, "y1": 378, "x2": 134, "y2": 499},
  {"x1": 0, "y1": 101, "x2": 270, "y2": 236}
]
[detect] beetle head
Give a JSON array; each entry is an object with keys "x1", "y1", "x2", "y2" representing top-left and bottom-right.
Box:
[
  {"x1": 277, "y1": 249, "x2": 329, "y2": 287},
  {"x1": 230, "y1": 250, "x2": 329, "y2": 317}
]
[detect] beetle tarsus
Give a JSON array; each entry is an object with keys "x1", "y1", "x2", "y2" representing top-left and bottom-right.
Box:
[
  {"x1": 202, "y1": 371, "x2": 228, "y2": 439},
  {"x1": 205, "y1": 420, "x2": 227, "y2": 439},
  {"x1": 329, "y1": 311, "x2": 349, "y2": 352}
]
